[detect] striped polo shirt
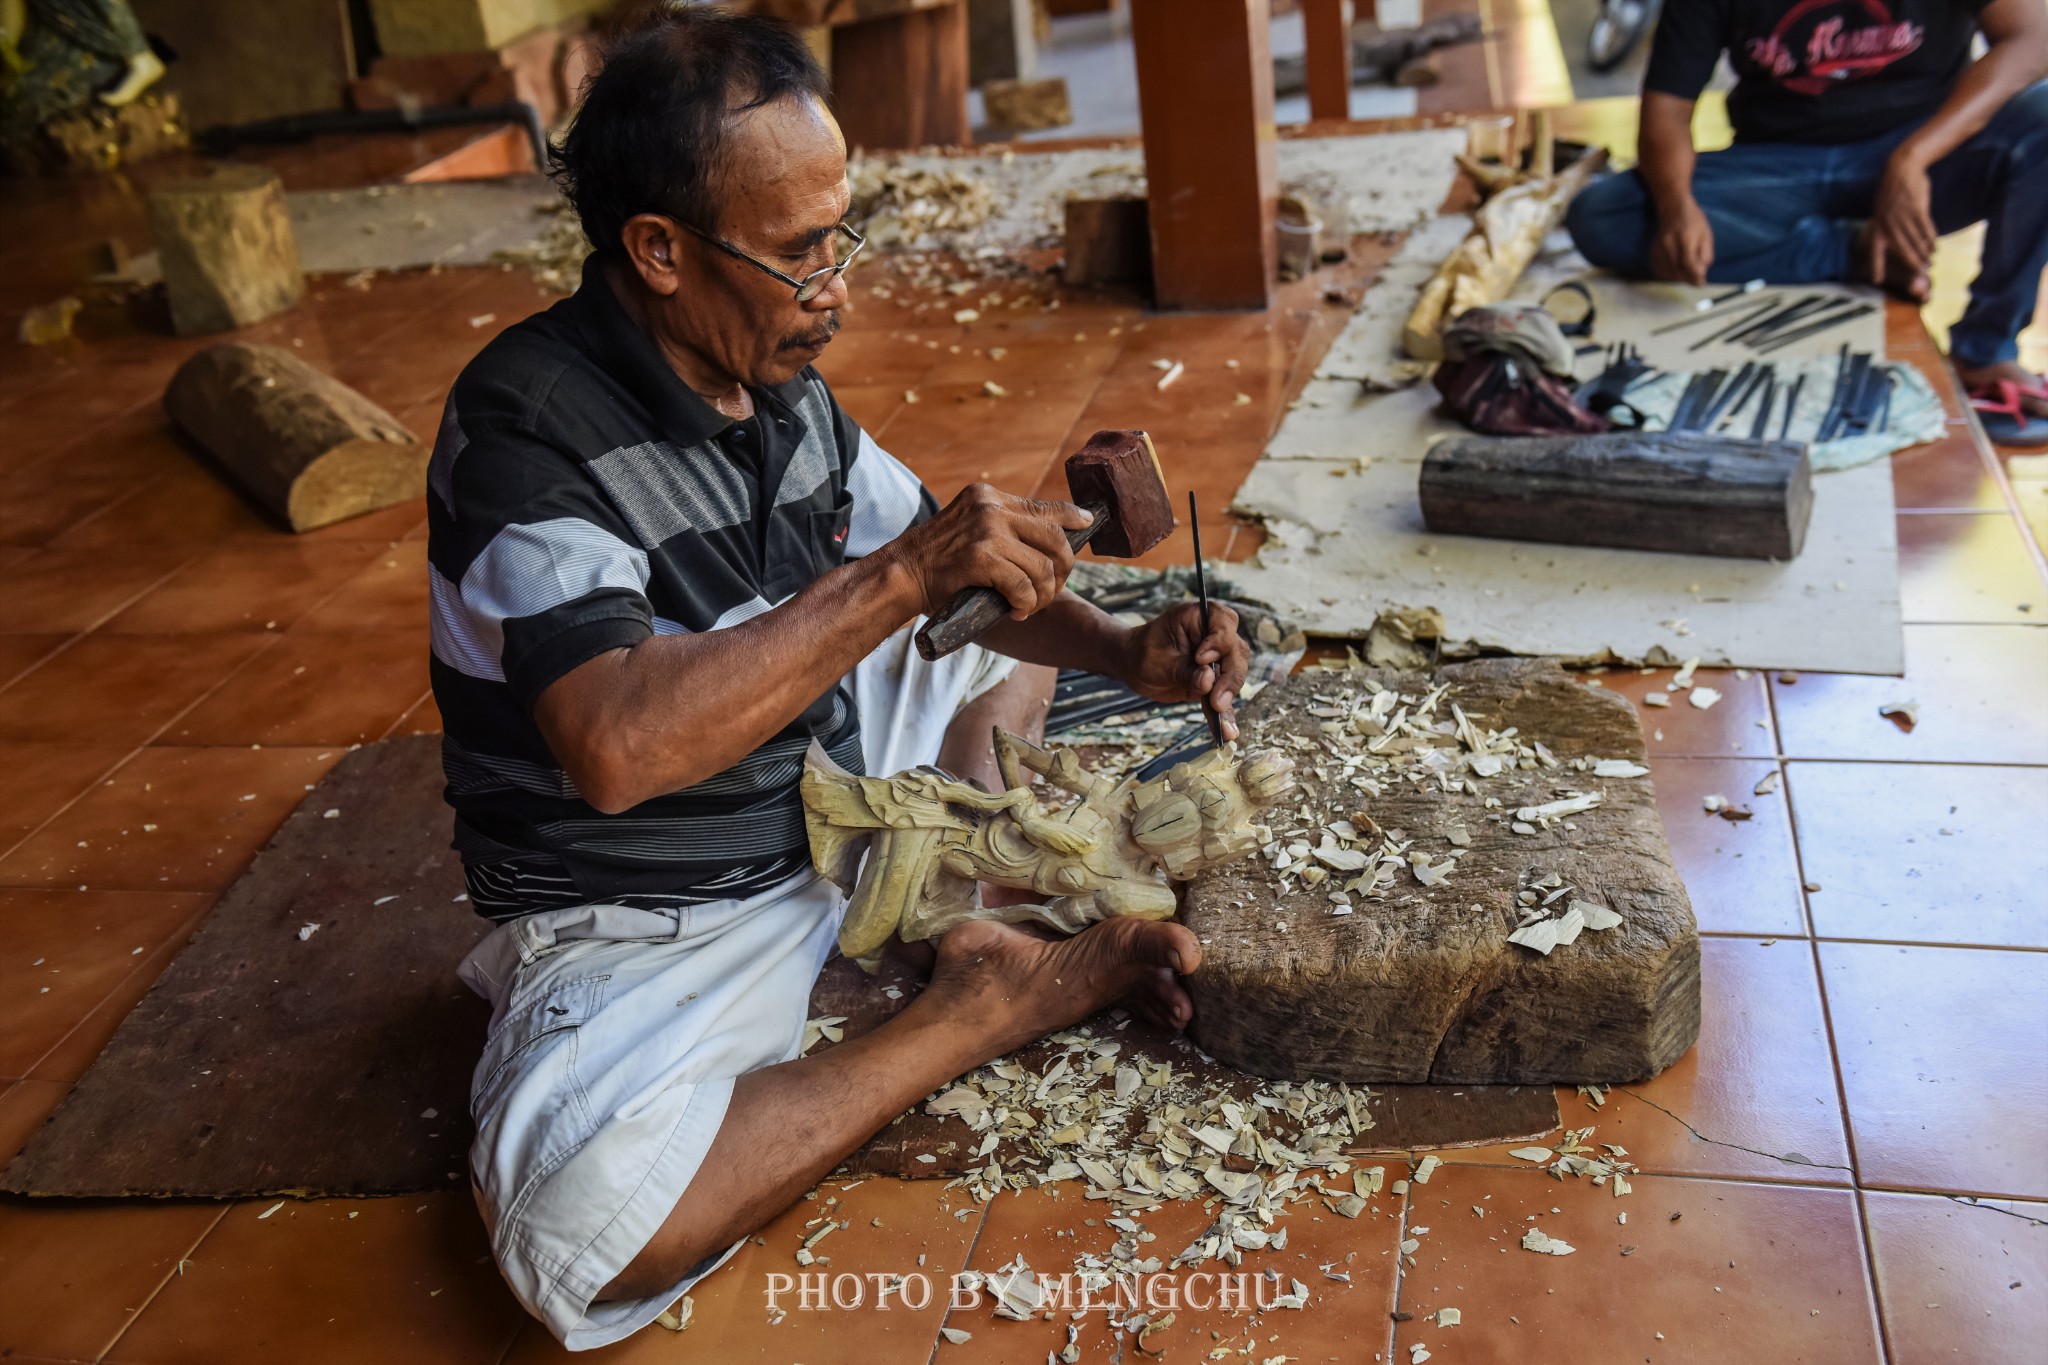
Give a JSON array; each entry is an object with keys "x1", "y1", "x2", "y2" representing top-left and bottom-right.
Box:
[{"x1": 426, "y1": 256, "x2": 934, "y2": 921}]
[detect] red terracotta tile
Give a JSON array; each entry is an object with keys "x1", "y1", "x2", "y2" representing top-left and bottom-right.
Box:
[
  {"x1": 48, "y1": 462, "x2": 276, "y2": 551},
  {"x1": 1386, "y1": 1171, "x2": 1881, "y2": 1365},
  {"x1": 0, "y1": 632, "x2": 271, "y2": 745},
  {"x1": 1448, "y1": 937, "x2": 1851, "y2": 1185},
  {"x1": 24, "y1": 895, "x2": 213, "y2": 1085},
  {"x1": 1820, "y1": 942, "x2": 2048, "y2": 1198},
  {"x1": 1890, "y1": 427, "x2": 2008, "y2": 511},
  {"x1": 0, "y1": 1077, "x2": 68, "y2": 1162},
  {"x1": 1647, "y1": 758, "x2": 1806, "y2": 937},
  {"x1": 0, "y1": 889, "x2": 213, "y2": 1077},
  {"x1": 880, "y1": 380, "x2": 1089, "y2": 502},
  {"x1": 383, "y1": 690, "x2": 443, "y2": 739},
  {"x1": 822, "y1": 382, "x2": 908, "y2": 441},
  {"x1": 0, "y1": 1198, "x2": 225, "y2": 1363},
  {"x1": 932, "y1": 1181, "x2": 1404, "y2": 1365},
  {"x1": 810, "y1": 329, "x2": 946, "y2": 389},
  {"x1": 0, "y1": 545, "x2": 195, "y2": 634},
  {"x1": 1611, "y1": 933, "x2": 1839, "y2": 1187},
  {"x1": 169, "y1": 629, "x2": 429, "y2": 746},
  {"x1": 1770, "y1": 624, "x2": 2048, "y2": 763},
  {"x1": 0, "y1": 742, "x2": 138, "y2": 854},
  {"x1": 106, "y1": 1193, "x2": 521, "y2": 1365},
  {"x1": 500, "y1": 1176, "x2": 988, "y2": 1363},
  {"x1": 0, "y1": 745, "x2": 338, "y2": 894},
  {"x1": 0, "y1": 461, "x2": 143, "y2": 548},
  {"x1": 1895, "y1": 513, "x2": 2045, "y2": 624},
  {"x1": 1788, "y1": 761, "x2": 2048, "y2": 947},
  {"x1": 1863, "y1": 1190, "x2": 2048, "y2": 1365},
  {"x1": 0, "y1": 633, "x2": 69, "y2": 688},
  {"x1": 12, "y1": 405, "x2": 185, "y2": 487},
  {"x1": 101, "y1": 540, "x2": 388, "y2": 635},
  {"x1": 1591, "y1": 667, "x2": 1778, "y2": 756},
  {"x1": 292, "y1": 541, "x2": 428, "y2": 633}
]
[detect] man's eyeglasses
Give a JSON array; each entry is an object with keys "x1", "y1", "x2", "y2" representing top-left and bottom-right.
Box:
[{"x1": 679, "y1": 220, "x2": 866, "y2": 302}]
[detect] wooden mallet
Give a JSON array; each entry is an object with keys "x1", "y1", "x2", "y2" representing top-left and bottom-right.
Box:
[{"x1": 914, "y1": 430, "x2": 1177, "y2": 661}]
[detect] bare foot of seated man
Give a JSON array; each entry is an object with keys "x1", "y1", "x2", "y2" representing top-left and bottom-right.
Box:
[{"x1": 597, "y1": 914, "x2": 1198, "y2": 1302}]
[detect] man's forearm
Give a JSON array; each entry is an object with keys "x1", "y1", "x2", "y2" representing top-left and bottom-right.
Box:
[
  {"x1": 1637, "y1": 91, "x2": 1700, "y2": 216},
  {"x1": 536, "y1": 550, "x2": 923, "y2": 810},
  {"x1": 1893, "y1": 28, "x2": 2048, "y2": 170},
  {"x1": 978, "y1": 589, "x2": 1135, "y2": 678}
]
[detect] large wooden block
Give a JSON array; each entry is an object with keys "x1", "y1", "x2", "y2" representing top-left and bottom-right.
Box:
[
  {"x1": 1184, "y1": 658, "x2": 1701, "y2": 1085},
  {"x1": 165, "y1": 343, "x2": 424, "y2": 533},
  {"x1": 1420, "y1": 431, "x2": 1814, "y2": 561},
  {"x1": 145, "y1": 164, "x2": 304, "y2": 335}
]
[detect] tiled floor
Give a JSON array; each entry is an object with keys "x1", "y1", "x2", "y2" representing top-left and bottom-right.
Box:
[{"x1": 3, "y1": 115, "x2": 2046, "y2": 1365}]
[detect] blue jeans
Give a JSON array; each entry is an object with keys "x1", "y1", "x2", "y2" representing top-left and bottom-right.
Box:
[{"x1": 1565, "y1": 81, "x2": 2048, "y2": 368}]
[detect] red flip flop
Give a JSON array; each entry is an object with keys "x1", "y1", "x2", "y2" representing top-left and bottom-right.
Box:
[{"x1": 1969, "y1": 378, "x2": 2048, "y2": 447}]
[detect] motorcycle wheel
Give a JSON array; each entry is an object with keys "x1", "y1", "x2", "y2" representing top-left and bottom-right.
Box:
[{"x1": 1587, "y1": 0, "x2": 1651, "y2": 73}]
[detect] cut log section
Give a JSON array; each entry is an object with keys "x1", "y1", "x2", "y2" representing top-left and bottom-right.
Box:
[
  {"x1": 146, "y1": 163, "x2": 304, "y2": 335},
  {"x1": 1420, "y1": 430, "x2": 1814, "y2": 560},
  {"x1": 164, "y1": 343, "x2": 424, "y2": 533},
  {"x1": 1183, "y1": 658, "x2": 1702, "y2": 1086},
  {"x1": 982, "y1": 75, "x2": 1072, "y2": 131},
  {"x1": 1401, "y1": 147, "x2": 1607, "y2": 360},
  {"x1": 1063, "y1": 195, "x2": 1152, "y2": 287}
]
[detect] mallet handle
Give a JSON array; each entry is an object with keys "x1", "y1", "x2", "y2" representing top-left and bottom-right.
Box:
[{"x1": 914, "y1": 501, "x2": 1109, "y2": 661}]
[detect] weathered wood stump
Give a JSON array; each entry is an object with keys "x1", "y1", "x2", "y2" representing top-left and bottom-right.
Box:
[
  {"x1": 1184, "y1": 657, "x2": 1701, "y2": 1085},
  {"x1": 982, "y1": 75, "x2": 1072, "y2": 131},
  {"x1": 164, "y1": 343, "x2": 424, "y2": 533},
  {"x1": 1063, "y1": 195, "x2": 1151, "y2": 287},
  {"x1": 1420, "y1": 431, "x2": 1814, "y2": 561},
  {"x1": 145, "y1": 163, "x2": 304, "y2": 334}
]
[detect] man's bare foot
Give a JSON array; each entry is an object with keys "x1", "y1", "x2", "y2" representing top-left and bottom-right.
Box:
[
  {"x1": 1851, "y1": 222, "x2": 1929, "y2": 302},
  {"x1": 921, "y1": 916, "x2": 1202, "y2": 1057},
  {"x1": 1954, "y1": 359, "x2": 2048, "y2": 418}
]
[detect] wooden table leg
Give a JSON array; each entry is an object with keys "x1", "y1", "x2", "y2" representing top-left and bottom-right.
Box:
[
  {"x1": 1130, "y1": 0, "x2": 1279, "y2": 311},
  {"x1": 1303, "y1": 0, "x2": 1353, "y2": 123},
  {"x1": 832, "y1": 1, "x2": 972, "y2": 151}
]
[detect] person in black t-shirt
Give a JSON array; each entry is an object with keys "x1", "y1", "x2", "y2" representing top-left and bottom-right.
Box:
[{"x1": 1565, "y1": 0, "x2": 2048, "y2": 445}]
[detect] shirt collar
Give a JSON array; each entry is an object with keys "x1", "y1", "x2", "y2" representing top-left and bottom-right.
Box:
[{"x1": 565, "y1": 254, "x2": 819, "y2": 445}]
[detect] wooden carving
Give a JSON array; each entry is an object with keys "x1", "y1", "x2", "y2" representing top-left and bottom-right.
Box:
[
  {"x1": 803, "y1": 731, "x2": 1297, "y2": 967},
  {"x1": 1402, "y1": 145, "x2": 1609, "y2": 361}
]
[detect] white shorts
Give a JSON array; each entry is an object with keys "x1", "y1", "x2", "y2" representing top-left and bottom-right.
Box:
[{"x1": 456, "y1": 630, "x2": 1014, "y2": 1350}]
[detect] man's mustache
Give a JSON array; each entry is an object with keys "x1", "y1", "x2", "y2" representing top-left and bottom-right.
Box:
[{"x1": 779, "y1": 312, "x2": 842, "y2": 351}]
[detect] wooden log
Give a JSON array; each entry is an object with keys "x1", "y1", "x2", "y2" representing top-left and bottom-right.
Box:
[
  {"x1": 145, "y1": 163, "x2": 304, "y2": 335},
  {"x1": 1400, "y1": 146, "x2": 1605, "y2": 360},
  {"x1": 164, "y1": 342, "x2": 425, "y2": 533},
  {"x1": 1184, "y1": 658, "x2": 1702, "y2": 1085},
  {"x1": 1392, "y1": 50, "x2": 1441, "y2": 86},
  {"x1": 1419, "y1": 431, "x2": 1814, "y2": 561},
  {"x1": 981, "y1": 75, "x2": 1071, "y2": 131},
  {"x1": 1063, "y1": 195, "x2": 1152, "y2": 286}
]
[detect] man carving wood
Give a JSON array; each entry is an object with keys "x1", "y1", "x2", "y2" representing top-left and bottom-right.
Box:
[{"x1": 426, "y1": 9, "x2": 1248, "y2": 1350}]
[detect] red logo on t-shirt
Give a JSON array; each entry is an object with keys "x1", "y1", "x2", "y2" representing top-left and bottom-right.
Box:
[{"x1": 1743, "y1": 0, "x2": 1923, "y2": 95}]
